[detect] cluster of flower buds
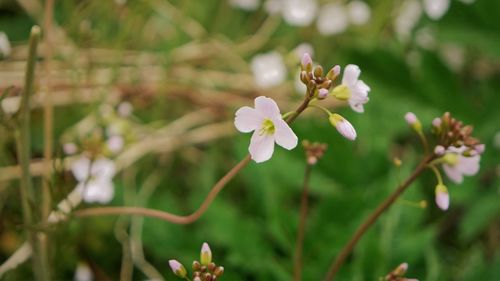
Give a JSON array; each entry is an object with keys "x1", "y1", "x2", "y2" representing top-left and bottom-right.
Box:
[
  {"x1": 299, "y1": 53, "x2": 340, "y2": 100},
  {"x1": 404, "y1": 112, "x2": 484, "y2": 211},
  {"x1": 169, "y1": 243, "x2": 224, "y2": 281},
  {"x1": 302, "y1": 140, "x2": 327, "y2": 165},
  {"x1": 384, "y1": 263, "x2": 418, "y2": 281}
]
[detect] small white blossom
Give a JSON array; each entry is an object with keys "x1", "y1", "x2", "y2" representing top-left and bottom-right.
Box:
[
  {"x1": 394, "y1": 0, "x2": 422, "y2": 40},
  {"x1": 74, "y1": 262, "x2": 93, "y2": 281},
  {"x1": 332, "y1": 65, "x2": 370, "y2": 113},
  {"x1": 347, "y1": 1, "x2": 371, "y2": 26},
  {"x1": 229, "y1": 0, "x2": 260, "y2": 11},
  {"x1": 441, "y1": 146, "x2": 480, "y2": 184},
  {"x1": 71, "y1": 156, "x2": 116, "y2": 204},
  {"x1": 423, "y1": 0, "x2": 450, "y2": 20},
  {"x1": 0, "y1": 32, "x2": 11, "y2": 58},
  {"x1": 1, "y1": 96, "x2": 21, "y2": 115},
  {"x1": 234, "y1": 96, "x2": 298, "y2": 163},
  {"x1": 282, "y1": 0, "x2": 318, "y2": 26},
  {"x1": 250, "y1": 51, "x2": 287, "y2": 89},
  {"x1": 293, "y1": 43, "x2": 314, "y2": 61},
  {"x1": 317, "y1": 3, "x2": 349, "y2": 35}
]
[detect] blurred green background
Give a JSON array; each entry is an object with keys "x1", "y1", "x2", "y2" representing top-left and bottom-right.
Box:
[{"x1": 0, "y1": 0, "x2": 499, "y2": 280}]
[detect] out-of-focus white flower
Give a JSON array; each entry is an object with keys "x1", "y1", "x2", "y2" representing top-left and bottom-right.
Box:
[
  {"x1": 250, "y1": 51, "x2": 287, "y2": 88},
  {"x1": 441, "y1": 146, "x2": 480, "y2": 184},
  {"x1": 117, "y1": 101, "x2": 133, "y2": 117},
  {"x1": 168, "y1": 260, "x2": 187, "y2": 278},
  {"x1": 282, "y1": 0, "x2": 318, "y2": 26},
  {"x1": 229, "y1": 0, "x2": 260, "y2": 11},
  {"x1": 440, "y1": 44, "x2": 465, "y2": 72},
  {"x1": 423, "y1": 0, "x2": 450, "y2": 20},
  {"x1": 293, "y1": 43, "x2": 314, "y2": 61},
  {"x1": 415, "y1": 27, "x2": 436, "y2": 49},
  {"x1": 234, "y1": 96, "x2": 298, "y2": 163},
  {"x1": 347, "y1": 1, "x2": 371, "y2": 26},
  {"x1": 71, "y1": 156, "x2": 116, "y2": 204},
  {"x1": 294, "y1": 70, "x2": 307, "y2": 94},
  {"x1": 0, "y1": 32, "x2": 11, "y2": 58},
  {"x1": 63, "y1": 143, "x2": 78, "y2": 155},
  {"x1": 106, "y1": 135, "x2": 124, "y2": 153},
  {"x1": 317, "y1": 3, "x2": 349, "y2": 35},
  {"x1": 434, "y1": 145, "x2": 445, "y2": 156},
  {"x1": 394, "y1": 0, "x2": 422, "y2": 40},
  {"x1": 1, "y1": 96, "x2": 21, "y2": 114},
  {"x1": 331, "y1": 65, "x2": 370, "y2": 113},
  {"x1": 74, "y1": 262, "x2": 93, "y2": 281},
  {"x1": 435, "y1": 184, "x2": 449, "y2": 210},
  {"x1": 329, "y1": 114, "x2": 357, "y2": 141}
]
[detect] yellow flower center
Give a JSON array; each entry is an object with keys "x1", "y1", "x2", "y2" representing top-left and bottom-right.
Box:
[
  {"x1": 443, "y1": 153, "x2": 459, "y2": 166},
  {"x1": 331, "y1": 84, "x2": 351, "y2": 101},
  {"x1": 259, "y1": 119, "x2": 275, "y2": 135}
]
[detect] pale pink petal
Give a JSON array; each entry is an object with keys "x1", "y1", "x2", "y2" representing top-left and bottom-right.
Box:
[
  {"x1": 71, "y1": 156, "x2": 91, "y2": 182},
  {"x1": 435, "y1": 189, "x2": 449, "y2": 211},
  {"x1": 405, "y1": 112, "x2": 418, "y2": 125},
  {"x1": 235, "y1": 106, "x2": 262, "y2": 133},
  {"x1": 434, "y1": 145, "x2": 445, "y2": 155},
  {"x1": 301, "y1": 53, "x2": 312, "y2": 69},
  {"x1": 355, "y1": 79, "x2": 370, "y2": 93},
  {"x1": 342, "y1": 64, "x2": 361, "y2": 86},
  {"x1": 443, "y1": 164, "x2": 463, "y2": 184},
  {"x1": 79, "y1": 180, "x2": 114, "y2": 204},
  {"x1": 254, "y1": 96, "x2": 281, "y2": 118},
  {"x1": 432, "y1": 117, "x2": 442, "y2": 127},
  {"x1": 169, "y1": 260, "x2": 182, "y2": 272},
  {"x1": 249, "y1": 131, "x2": 275, "y2": 163},
  {"x1": 272, "y1": 118, "x2": 298, "y2": 150},
  {"x1": 336, "y1": 119, "x2": 357, "y2": 140},
  {"x1": 458, "y1": 155, "x2": 480, "y2": 175},
  {"x1": 348, "y1": 94, "x2": 368, "y2": 113},
  {"x1": 91, "y1": 158, "x2": 116, "y2": 179}
]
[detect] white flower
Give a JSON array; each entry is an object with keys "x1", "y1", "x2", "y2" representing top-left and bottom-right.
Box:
[
  {"x1": 293, "y1": 43, "x2": 314, "y2": 61},
  {"x1": 441, "y1": 146, "x2": 480, "y2": 184},
  {"x1": 106, "y1": 135, "x2": 124, "y2": 153},
  {"x1": 347, "y1": 1, "x2": 371, "y2": 26},
  {"x1": 1, "y1": 96, "x2": 21, "y2": 114},
  {"x1": 234, "y1": 96, "x2": 298, "y2": 163},
  {"x1": 282, "y1": 0, "x2": 318, "y2": 26},
  {"x1": 250, "y1": 51, "x2": 287, "y2": 89},
  {"x1": 435, "y1": 184, "x2": 449, "y2": 211},
  {"x1": 264, "y1": 0, "x2": 283, "y2": 14},
  {"x1": 71, "y1": 156, "x2": 116, "y2": 204},
  {"x1": 229, "y1": 0, "x2": 260, "y2": 11},
  {"x1": 394, "y1": 0, "x2": 422, "y2": 40},
  {"x1": 74, "y1": 262, "x2": 93, "y2": 281},
  {"x1": 317, "y1": 3, "x2": 349, "y2": 35},
  {"x1": 329, "y1": 114, "x2": 357, "y2": 141},
  {"x1": 332, "y1": 65, "x2": 370, "y2": 113},
  {"x1": 0, "y1": 32, "x2": 11, "y2": 58},
  {"x1": 423, "y1": 0, "x2": 450, "y2": 20}
]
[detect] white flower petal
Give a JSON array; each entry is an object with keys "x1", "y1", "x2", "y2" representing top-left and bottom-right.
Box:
[
  {"x1": 249, "y1": 131, "x2": 275, "y2": 163},
  {"x1": 79, "y1": 180, "x2": 114, "y2": 204},
  {"x1": 347, "y1": 0, "x2": 371, "y2": 26},
  {"x1": 282, "y1": 0, "x2": 318, "y2": 26},
  {"x1": 235, "y1": 106, "x2": 262, "y2": 133},
  {"x1": 337, "y1": 119, "x2": 357, "y2": 141},
  {"x1": 423, "y1": 0, "x2": 450, "y2": 20},
  {"x1": 348, "y1": 99, "x2": 365, "y2": 113},
  {"x1": 254, "y1": 96, "x2": 281, "y2": 118},
  {"x1": 458, "y1": 155, "x2": 480, "y2": 175},
  {"x1": 317, "y1": 3, "x2": 348, "y2": 35},
  {"x1": 251, "y1": 52, "x2": 287, "y2": 88},
  {"x1": 71, "y1": 156, "x2": 91, "y2": 181},
  {"x1": 443, "y1": 164, "x2": 463, "y2": 184},
  {"x1": 342, "y1": 64, "x2": 361, "y2": 86},
  {"x1": 272, "y1": 118, "x2": 298, "y2": 150},
  {"x1": 91, "y1": 158, "x2": 116, "y2": 179}
]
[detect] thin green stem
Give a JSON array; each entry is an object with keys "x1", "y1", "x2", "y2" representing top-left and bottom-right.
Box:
[
  {"x1": 323, "y1": 154, "x2": 434, "y2": 281},
  {"x1": 308, "y1": 104, "x2": 331, "y2": 117},
  {"x1": 16, "y1": 25, "x2": 48, "y2": 281},
  {"x1": 428, "y1": 164, "x2": 443, "y2": 185},
  {"x1": 293, "y1": 164, "x2": 313, "y2": 281},
  {"x1": 417, "y1": 132, "x2": 430, "y2": 155}
]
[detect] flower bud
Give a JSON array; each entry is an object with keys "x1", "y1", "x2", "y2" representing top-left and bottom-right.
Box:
[
  {"x1": 301, "y1": 53, "x2": 313, "y2": 72},
  {"x1": 214, "y1": 266, "x2": 224, "y2": 277},
  {"x1": 318, "y1": 88, "x2": 329, "y2": 99},
  {"x1": 193, "y1": 260, "x2": 201, "y2": 271},
  {"x1": 394, "y1": 262, "x2": 408, "y2": 276},
  {"x1": 404, "y1": 112, "x2": 422, "y2": 132},
  {"x1": 313, "y1": 65, "x2": 324, "y2": 78},
  {"x1": 200, "y1": 242, "x2": 212, "y2": 266},
  {"x1": 432, "y1": 117, "x2": 442, "y2": 128},
  {"x1": 329, "y1": 114, "x2": 357, "y2": 141},
  {"x1": 169, "y1": 260, "x2": 187, "y2": 278},
  {"x1": 326, "y1": 65, "x2": 341, "y2": 80},
  {"x1": 435, "y1": 184, "x2": 449, "y2": 211},
  {"x1": 207, "y1": 262, "x2": 216, "y2": 272},
  {"x1": 194, "y1": 277, "x2": 202, "y2": 281},
  {"x1": 434, "y1": 145, "x2": 445, "y2": 156}
]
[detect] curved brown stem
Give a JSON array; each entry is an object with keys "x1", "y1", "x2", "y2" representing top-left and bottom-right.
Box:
[{"x1": 322, "y1": 155, "x2": 434, "y2": 281}]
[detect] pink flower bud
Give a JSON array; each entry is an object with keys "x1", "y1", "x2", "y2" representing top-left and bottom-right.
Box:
[
  {"x1": 404, "y1": 112, "x2": 418, "y2": 125},
  {"x1": 434, "y1": 145, "x2": 445, "y2": 155},
  {"x1": 432, "y1": 117, "x2": 442, "y2": 127},
  {"x1": 435, "y1": 184, "x2": 449, "y2": 211},
  {"x1": 301, "y1": 53, "x2": 312, "y2": 70},
  {"x1": 332, "y1": 65, "x2": 341, "y2": 76},
  {"x1": 318, "y1": 88, "x2": 329, "y2": 99},
  {"x1": 200, "y1": 242, "x2": 212, "y2": 265},
  {"x1": 169, "y1": 260, "x2": 187, "y2": 277},
  {"x1": 329, "y1": 114, "x2": 357, "y2": 141}
]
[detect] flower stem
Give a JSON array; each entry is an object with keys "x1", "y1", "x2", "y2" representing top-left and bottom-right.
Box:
[
  {"x1": 293, "y1": 163, "x2": 313, "y2": 281},
  {"x1": 15, "y1": 25, "x2": 49, "y2": 281},
  {"x1": 308, "y1": 103, "x2": 331, "y2": 117},
  {"x1": 322, "y1": 154, "x2": 434, "y2": 281},
  {"x1": 428, "y1": 164, "x2": 443, "y2": 185}
]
